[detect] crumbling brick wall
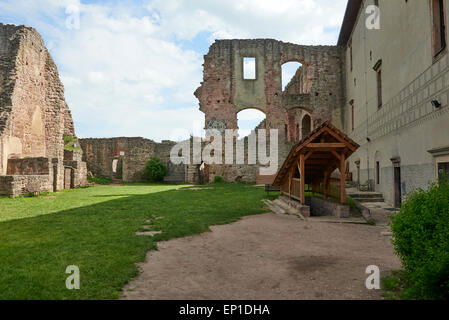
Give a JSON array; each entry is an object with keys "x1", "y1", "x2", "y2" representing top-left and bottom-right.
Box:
[
  {"x1": 0, "y1": 23, "x2": 87, "y2": 195},
  {"x1": 194, "y1": 39, "x2": 344, "y2": 182},
  {"x1": 7, "y1": 157, "x2": 51, "y2": 175}
]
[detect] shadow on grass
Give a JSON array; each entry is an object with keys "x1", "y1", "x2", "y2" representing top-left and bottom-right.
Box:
[{"x1": 0, "y1": 183, "x2": 267, "y2": 300}]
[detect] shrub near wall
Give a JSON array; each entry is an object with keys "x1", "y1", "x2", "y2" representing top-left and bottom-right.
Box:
[
  {"x1": 391, "y1": 180, "x2": 449, "y2": 300},
  {"x1": 143, "y1": 157, "x2": 167, "y2": 182}
]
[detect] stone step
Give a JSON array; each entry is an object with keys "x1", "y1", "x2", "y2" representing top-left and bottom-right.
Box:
[
  {"x1": 261, "y1": 199, "x2": 287, "y2": 215},
  {"x1": 349, "y1": 193, "x2": 384, "y2": 199},
  {"x1": 274, "y1": 197, "x2": 308, "y2": 220},
  {"x1": 351, "y1": 197, "x2": 385, "y2": 203},
  {"x1": 273, "y1": 198, "x2": 301, "y2": 215}
]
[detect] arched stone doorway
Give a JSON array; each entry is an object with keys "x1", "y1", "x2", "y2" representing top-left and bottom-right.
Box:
[
  {"x1": 237, "y1": 108, "x2": 267, "y2": 138},
  {"x1": 285, "y1": 108, "x2": 313, "y2": 142},
  {"x1": 302, "y1": 114, "x2": 312, "y2": 138}
]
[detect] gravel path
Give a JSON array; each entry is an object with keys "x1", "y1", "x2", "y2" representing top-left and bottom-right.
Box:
[{"x1": 122, "y1": 213, "x2": 400, "y2": 300}]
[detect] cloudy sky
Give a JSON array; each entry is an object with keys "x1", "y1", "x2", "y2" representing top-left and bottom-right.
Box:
[{"x1": 0, "y1": 0, "x2": 347, "y2": 141}]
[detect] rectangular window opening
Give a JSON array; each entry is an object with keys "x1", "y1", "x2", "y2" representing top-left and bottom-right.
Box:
[
  {"x1": 243, "y1": 57, "x2": 256, "y2": 80},
  {"x1": 374, "y1": 60, "x2": 382, "y2": 109},
  {"x1": 431, "y1": 0, "x2": 447, "y2": 57},
  {"x1": 438, "y1": 162, "x2": 449, "y2": 182},
  {"x1": 376, "y1": 161, "x2": 380, "y2": 185},
  {"x1": 350, "y1": 100, "x2": 355, "y2": 131}
]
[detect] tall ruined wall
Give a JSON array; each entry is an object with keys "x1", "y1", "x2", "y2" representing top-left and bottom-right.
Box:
[
  {"x1": 79, "y1": 137, "x2": 178, "y2": 182},
  {"x1": 195, "y1": 39, "x2": 344, "y2": 131},
  {"x1": 0, "y1": 23, "x2": 86, "y2": 192},
  {"x1": 195, "y1": 39, "x2": 344, "y2": 182},
  {"x1": 284, "y1": 66, "x2": 310, "y2": 95}
]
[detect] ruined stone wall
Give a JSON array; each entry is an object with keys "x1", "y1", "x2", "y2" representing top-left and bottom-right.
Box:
[
  {"x1": 0, "y1": 23, "x2": 87, "y2": 195},
  {"x1": 7, "y1": 157, "x2": 50, "y2": 175},
  {"x1": 195, "y1": 39, "x2": 344, "y2": 182},
  {"x1": 284, "y1": 66, "x2": 310, "y2": 95},
  {"x1": 79, "y1": 137, "x2": 178, "y2": 182},
  {"x1": 0, "y1": 175, "x2": 51, "y2": 197}
]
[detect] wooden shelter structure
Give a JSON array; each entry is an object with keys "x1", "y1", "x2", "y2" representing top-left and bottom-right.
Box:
[{"x1": 273, "y1": 122, "x2": 360, "y2": 205}]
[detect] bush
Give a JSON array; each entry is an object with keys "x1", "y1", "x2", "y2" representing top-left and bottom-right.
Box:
[
  {"x1": 391, "y1": 180, "x2": 449, "y2": 300},
  {"x1": 213, "y1": 176, "x2": 223, "y2": 183},
  {"x1": 88, "y1": 176, "x2": 112, "y2": 185},
  {"x1": 143, "y1": 157, "x2": 168, "y2": 182},
  {"x1": 63, "y1": 135, "x2": 81, "y2": 151}
]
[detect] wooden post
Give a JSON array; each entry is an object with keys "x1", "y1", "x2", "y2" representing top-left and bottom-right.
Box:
[
  {"x1": 289, "y1": 168, "x2": 293, "y2": 199},
  {"x1": 300, "y1": 153, "x2": 305, "y2": 204},
  {"x1": 340, "y1": 153, "x2": 346, "y2": 204},
  {"x1": 324, "y1": 171, "x2": 329, "y2": 199}
]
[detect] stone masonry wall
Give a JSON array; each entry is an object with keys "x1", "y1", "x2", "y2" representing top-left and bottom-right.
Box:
[
  {"x1": 0, "y1": 175, "x2": 51, "y2": 197},
  {"x1": 0, "y1": 23, "x2": 87, "y2": 194},
  {"x1": 79, "y1": 137, "x2": 178, "y2": 182},
  {"x1": 194, "y1": 39, "x2": 344, "y2": 182},
  {"x1": 7, "y1": 157, "x2": 50, "y2": 175}
]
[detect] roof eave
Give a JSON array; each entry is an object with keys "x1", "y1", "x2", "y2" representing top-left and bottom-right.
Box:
[{"x1": 337, "y1": 0, "x2": 363, "y2": 46}]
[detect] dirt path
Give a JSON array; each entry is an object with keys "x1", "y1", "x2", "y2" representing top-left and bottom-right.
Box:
[{"x1": 122, "y1": 213, "x2": 400, "y2": 300}]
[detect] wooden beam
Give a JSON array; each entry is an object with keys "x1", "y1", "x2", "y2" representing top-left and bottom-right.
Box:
[
  {"x1": 307, "y1": 143, "x2": 346, "y2": 148},
  {"x1": 300, "y1": 153, "x2": 305, "y2": 204},
  {"x1": 304, "y1": 150, "x2": 314, "y2": 161},
  {"x1": 340, "y1": 155, "x2": 346, "y2": 204},
  {"x1": 322, "y1": 127, "x2": 357, "y2": 152},
  {"x1": 305, "y1": 160, "x2": 333, "y2": 165},
  {"x1": 324, "y1": 171, "x2": 329, "y2": 199},
  {"x1": 331, "y1": 150, "x2": 342, "y2": 161},
  {"x1": 305, "y1": 153, "x2": 335, "y2": 159},
  {"x1": 289, "y1": 168, "x2": 293, "y2": 199}
]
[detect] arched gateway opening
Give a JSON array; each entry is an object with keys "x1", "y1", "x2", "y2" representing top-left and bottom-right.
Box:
[
  {"x1": 302, "y1": 114, "x2": 312, "y2": 137},
  {"x1": 286, "y1": 108, "x2": 313, "y2": 142},
  {"x1": 237, "y1": 108, "x2": 266, "y2": 138}
]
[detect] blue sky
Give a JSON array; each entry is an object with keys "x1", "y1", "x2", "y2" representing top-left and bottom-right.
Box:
[{"x1": 0, "y1": 0, "x2": 347, "y2": 141}]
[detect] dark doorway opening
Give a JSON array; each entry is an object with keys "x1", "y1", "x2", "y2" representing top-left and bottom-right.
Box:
[
  {"x1": 392, "y1": 159, "x2": 401, "y2": 208},
  {"x1": 376, "y1": 161, "x2": 380, "y2": 185},
  {"x1": 438, "y1": 162, "x2": 449, "y2": 182},
  {"x1": 112, "y1": 158, "x2": 123, "y2": 180},
  {"x1": 302, "y1": 115, "x2": 312, "y2": 138}
]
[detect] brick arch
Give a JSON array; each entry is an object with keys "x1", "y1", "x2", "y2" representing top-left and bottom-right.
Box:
[
  {"x1": 235, "y1": 105, "x2": 267, "y2": 114},
  {"x1": 194, "y1": 39, "x2": 344, "y2": 182},
  {"x1": 237, "y1": 108, "x2": 267, "y2": 135},
  {"x1": 285, "y1": 107, "x2": 313, "y2": 142},
  {"x1": 301, "y1": 114, "x2": 312, "y2": 138}
]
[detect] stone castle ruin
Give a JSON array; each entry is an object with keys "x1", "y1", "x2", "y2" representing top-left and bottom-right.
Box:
[
  {"x1": 0, "y1": 24, "x2": 346, "y2": 189},
  {"x1": 192, "y1": 39, "x2": 345, "y2": 183},
  {"x1": 79, "y1": 40, "x2": 346, "y2": 185},
  {"x1": 0, "y1": 24, "x2": 87, "y2": 197},
  {"x1": 78, "y1": 138, "x2": 185, "y2": 183}
]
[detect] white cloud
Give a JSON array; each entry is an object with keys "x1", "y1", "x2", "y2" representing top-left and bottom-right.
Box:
[
  {"x1": 0, "y1": 0, "x2": 347, "y2": 142},
  {"x1": 148, "y1": 0, "x2": 347, "y2": 44},
  {"x1": 237, "y1": 109, "x2": 266, "y2": 138}
]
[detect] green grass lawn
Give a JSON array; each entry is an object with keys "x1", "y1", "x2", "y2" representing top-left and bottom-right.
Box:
[{"x1": 0, "y1": 183, "x2": 269, "y2": 300}]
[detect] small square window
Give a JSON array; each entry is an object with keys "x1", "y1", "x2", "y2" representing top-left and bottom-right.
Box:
[{"x1": 243, "y1": 57, "x2": 256, "y2": 80}]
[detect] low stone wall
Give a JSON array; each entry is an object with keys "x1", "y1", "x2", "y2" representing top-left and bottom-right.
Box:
[
  {"x1": 307, "y1": 196, "x2": 350, "y2": 218},
  {"x1": 0, "y1": 175, "x2": 52, "y2": 197},
  {"x1": 79, "y1": 137, "x2": 179, "y2": 182},
  {"x1": 6, "y1": 157, "x2": 50, "y2": 175}
]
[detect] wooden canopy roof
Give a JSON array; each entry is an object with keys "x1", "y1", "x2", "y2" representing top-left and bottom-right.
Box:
[{"x1": 273, "y1": 121, "x2": 359, "y2": 188}]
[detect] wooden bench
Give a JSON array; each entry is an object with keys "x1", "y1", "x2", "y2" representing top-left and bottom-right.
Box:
[{"x1": 265, "y1": 184, "x2": 280, "y2": 196}]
